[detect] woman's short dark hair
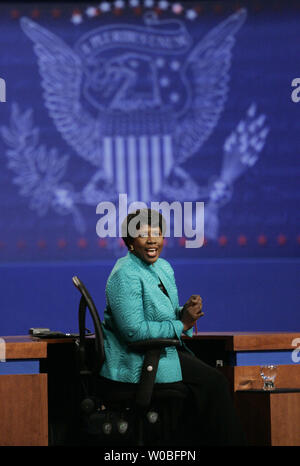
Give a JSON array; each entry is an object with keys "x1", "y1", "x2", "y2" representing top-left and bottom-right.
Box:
[{"x1": 121, "y1": 208, "x2": 166, "y2": 249}]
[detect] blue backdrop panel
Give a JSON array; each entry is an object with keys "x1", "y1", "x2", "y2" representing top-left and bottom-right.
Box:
[
  {"x1": 0, "y1": 1, "x2": 299, "y2": 335},
  {"x1": 0, "y1": 1, "x2": 299, "y2": 260},
  {"x1": 0, "y1": 258, "x2": 299, "y2": 335}
]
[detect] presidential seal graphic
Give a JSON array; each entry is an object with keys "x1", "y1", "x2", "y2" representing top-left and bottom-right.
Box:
[{"x1": 1, "y1": 4, "x2": 269, "y2": 244}]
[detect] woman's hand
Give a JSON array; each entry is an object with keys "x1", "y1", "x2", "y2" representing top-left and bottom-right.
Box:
[{"x1": 181, "y1": 295, "x2": 204, "y2": 331}]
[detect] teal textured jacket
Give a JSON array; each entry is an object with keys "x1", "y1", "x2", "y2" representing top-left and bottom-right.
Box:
[{"x1": 100, "y1": 251, "x2": 193, "y2": 383}]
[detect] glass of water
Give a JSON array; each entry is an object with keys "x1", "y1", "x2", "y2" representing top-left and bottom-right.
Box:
[{"x1": 260, "y1": 365, "x2": 277, "y2": 391}]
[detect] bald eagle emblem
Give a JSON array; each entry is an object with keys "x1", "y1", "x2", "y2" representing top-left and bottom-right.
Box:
[{"x1": 1, "y1": 8, "x2": 269, "y2": 240}]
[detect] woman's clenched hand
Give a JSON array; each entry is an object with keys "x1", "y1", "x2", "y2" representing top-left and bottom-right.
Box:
[{"x1": 181, "y1": 295, "x2": 204, "y2": 331}]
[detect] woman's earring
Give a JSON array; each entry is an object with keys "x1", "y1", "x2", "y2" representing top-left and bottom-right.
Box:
[{"x1": 129, "y1": 245, "x2": 134, "y2": 251}]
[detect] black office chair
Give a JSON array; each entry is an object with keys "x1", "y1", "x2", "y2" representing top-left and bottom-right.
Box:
[{"x1": 72, "y1": 275, "x2": 189, "y2": 446}]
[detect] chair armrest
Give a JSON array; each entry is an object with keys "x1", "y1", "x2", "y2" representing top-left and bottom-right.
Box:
[
  {"x1": 128, "y1": 338, "x2": 180, "y2": 353},
  {"x1": 128, "y1": 339, "x2": 180, "y2": 410}
]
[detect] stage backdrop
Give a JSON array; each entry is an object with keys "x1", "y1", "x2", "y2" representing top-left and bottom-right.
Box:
[{"x1": 0, "y1": 1, "x2": 299, "y2": 335}]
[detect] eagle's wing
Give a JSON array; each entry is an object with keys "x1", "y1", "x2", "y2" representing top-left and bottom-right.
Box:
[
  {"x1": 175, "y1": 8, "x2": 247, "y2": 163},
  {"x1": 20, "y1": 17, "x2": 102, "y2": 166}
]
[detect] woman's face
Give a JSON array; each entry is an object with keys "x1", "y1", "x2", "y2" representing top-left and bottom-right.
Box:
[{"x1": 131, "y1": 224, "x2": 164, "y2": 265}]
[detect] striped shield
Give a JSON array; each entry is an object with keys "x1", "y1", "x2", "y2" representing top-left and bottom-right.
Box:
[{"x1": 103, "y1": 134, "x2": 174, "y2": 203}]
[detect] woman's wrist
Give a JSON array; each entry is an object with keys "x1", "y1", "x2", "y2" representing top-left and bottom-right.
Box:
[{"x1": 181, "y1": 320, "x2": 189, "y2": 332}]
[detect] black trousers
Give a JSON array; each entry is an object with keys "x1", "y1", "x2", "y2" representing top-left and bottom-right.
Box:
[
  {"x1": 175, "y1": 348, "x2": 246, "y2": 446},
  {"x1": 99, "y1": 349, "x2": 246, "y2": 446}
]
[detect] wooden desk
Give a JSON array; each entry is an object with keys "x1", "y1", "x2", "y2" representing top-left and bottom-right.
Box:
[
  {"x1": 235, "y1": 389, "x2": 300, "y2": 446},
  {"x1": 184, "y1": 332, "x2": 300, "y2": 446},
  {"x1": 1, "y1": 333, "x2": 299, "y2": 446},
  {"x1": 0, "y1": 336, "x2": 76, "y2": 446},
  {"x1": 188, "y1": 331, "x2": 300, "y2": 351},
  {"x1": 184, "y1": 331, "x2": 300, "y2": 391}
]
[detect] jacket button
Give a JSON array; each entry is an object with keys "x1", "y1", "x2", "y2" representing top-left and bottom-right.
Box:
[{"x1": 147, "y1": 365, "x2": 153, "y2": 372}]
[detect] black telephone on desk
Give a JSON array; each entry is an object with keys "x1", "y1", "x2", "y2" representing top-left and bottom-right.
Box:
[{"x1": 29, "y1": 328, "x2": 80, "y2": 338}]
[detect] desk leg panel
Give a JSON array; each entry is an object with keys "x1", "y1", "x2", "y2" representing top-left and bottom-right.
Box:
[
  {"x1": 270, "y1": 393, "x2": 300, "y2": 446},
  {"x1": 0, "y1": 373, "x2": 48, "y2": 446},
  {"x1": 234, "y1": 392, "x2": 272, "y2": 446}
]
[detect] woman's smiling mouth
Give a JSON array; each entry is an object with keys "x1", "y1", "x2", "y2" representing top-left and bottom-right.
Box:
[{"x1": 145, "y1": 248, "x2": 158, "y2": 258}]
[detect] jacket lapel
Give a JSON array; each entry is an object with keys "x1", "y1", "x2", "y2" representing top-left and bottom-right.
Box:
[{"x1": 156, "y1": 271, "x2": 176, "y2": 310}]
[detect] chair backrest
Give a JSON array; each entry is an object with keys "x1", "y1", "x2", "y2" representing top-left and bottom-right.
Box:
[{"x1": 72, "y1": 276, "x2": 105, "y2": 375}]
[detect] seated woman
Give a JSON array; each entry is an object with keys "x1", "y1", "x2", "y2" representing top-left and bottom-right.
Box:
[{"x1": 99, "y1": 208, "x2": 245, "y2": 446}]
